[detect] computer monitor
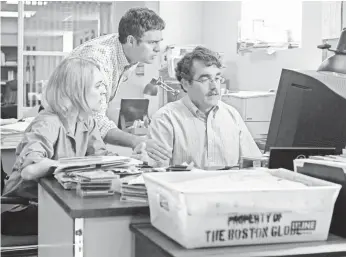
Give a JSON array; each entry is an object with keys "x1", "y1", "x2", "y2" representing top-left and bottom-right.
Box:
[
  {"x1": 265, "y1": 69, "x2": 346, "y2": 154},
  {"x1": 117, "y1": 98, "x2": 149, "y2": 130},
  {"x1": 268, "y1": 147, "x2": 336, "y2": 171}
]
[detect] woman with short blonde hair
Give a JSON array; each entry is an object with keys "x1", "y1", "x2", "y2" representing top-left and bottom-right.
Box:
[{"x1": 2, "y1": 57, "x2": 113, "y2": 236}]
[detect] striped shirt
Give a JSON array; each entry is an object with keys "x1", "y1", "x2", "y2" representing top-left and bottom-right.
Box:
[
  {"x1": 148, "y1": 96, "x2": 262, "y2": 169},
  {"x1": 68, "y1": 34, "x2": 137, "y2": 138}
]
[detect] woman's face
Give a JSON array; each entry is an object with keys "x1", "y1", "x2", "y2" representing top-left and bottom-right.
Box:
[{"x1": 85, "y1": 68, "x2": 107, "y2": 112}]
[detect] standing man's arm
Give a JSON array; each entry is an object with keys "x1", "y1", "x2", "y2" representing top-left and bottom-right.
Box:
[
  {"x1": 148, "y1": 111, "x2": 174, "y2": 167},
  {"x1": 95, "y1": 103, "x2": 171, "y2": 162}
]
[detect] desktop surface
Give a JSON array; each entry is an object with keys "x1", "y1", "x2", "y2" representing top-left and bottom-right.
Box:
[{"x1": 39, "y1": 177, "x2": 149, "y2": 218}]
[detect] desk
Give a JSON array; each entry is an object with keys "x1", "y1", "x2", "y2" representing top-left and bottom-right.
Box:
[
  {"x1": 38, "y1": 178, "x2": 150, "y2": 257},
  {"x1": 130, "y1": 223, "x2": 346, "y2": 257}
]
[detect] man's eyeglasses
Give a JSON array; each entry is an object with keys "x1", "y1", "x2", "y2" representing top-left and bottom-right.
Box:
[{"x1": 193, "y1": 76, "x2": 225, "y2": 85}]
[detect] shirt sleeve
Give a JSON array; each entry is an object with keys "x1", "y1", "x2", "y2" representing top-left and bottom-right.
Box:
[
  {"x1": 148, "y1": 111, "x2": 174, "y2": 167},
  {"x1": 86, "y1": 117, "x2": 116, "y2": 156},
  {"x1": 92, "y1": 96, "x2": 118, "y2": 139},
  {"x1": 233, "y1": 110, "x2": 263, "y2": 158},
  {"x1": 14, "y1": 119, "x2": 59, "y2": 172}
]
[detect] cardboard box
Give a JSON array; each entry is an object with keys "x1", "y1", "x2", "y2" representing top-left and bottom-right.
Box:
[{"x1": 143, "y1": 169, "x2": 341, "y2": 249}]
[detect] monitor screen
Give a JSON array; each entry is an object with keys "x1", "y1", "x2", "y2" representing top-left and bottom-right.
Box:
[{"x1": 265, "y1": 69, "x2": 346, "y2": 154}]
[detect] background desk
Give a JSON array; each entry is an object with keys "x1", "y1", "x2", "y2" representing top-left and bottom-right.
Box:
[
  {"x1": 1, "y1": 147, "x2": 16, "y2": 176},
  {"x1": 130, "y1": 223, "x2": 346, "y2": 257},
  {"x1": 38, "y1": 178, "x2": 150, "y2": 257}
]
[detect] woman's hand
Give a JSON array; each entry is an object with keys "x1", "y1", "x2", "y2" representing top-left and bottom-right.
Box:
[{"x1": 21, "y1": 159, "x2": 59, "y2": 180}]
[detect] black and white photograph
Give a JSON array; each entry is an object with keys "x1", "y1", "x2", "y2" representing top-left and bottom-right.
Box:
[{"x1": 1, "y1": 0, "x2": 346, "y2": 256}]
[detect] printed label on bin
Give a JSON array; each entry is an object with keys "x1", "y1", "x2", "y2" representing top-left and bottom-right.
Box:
[{"x1": 205, "y1": 212, "x2": 317, "y2": 243}]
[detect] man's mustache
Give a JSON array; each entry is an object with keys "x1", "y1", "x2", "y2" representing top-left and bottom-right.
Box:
[{"x1": 207, "y1": 90, "x2": 219, "y2": 96}]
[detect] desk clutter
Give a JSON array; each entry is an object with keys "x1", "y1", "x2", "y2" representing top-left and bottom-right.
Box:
[
  {"x1": 120, "y1": 175, "x2": 148, "y2": 203},
  {"x1": 0, "y1": 118, "x2": 33, "y2": 149},
  {"x1": 54, "y1": 155, "x2": 144, "y2": 197}
]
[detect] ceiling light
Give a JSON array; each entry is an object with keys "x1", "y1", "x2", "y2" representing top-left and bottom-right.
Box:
[
  {"x1": 0, "y1": 11, "x2": 36, "y2": 18},
  {"x1": 6, "y1": 1, "x2": 48, "y2": 6}
]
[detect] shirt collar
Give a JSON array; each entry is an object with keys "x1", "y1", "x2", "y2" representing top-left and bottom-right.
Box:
[
  {"x1": 61, "y1": 116, "x2": 89, "y2": 136},
  {"x1": 115, "y1": 36, "x2": 132, "y2": 72},
  {"x1": 182, "y1": 95, "x2": 220, "y2": 119},
  {"x1": 41, "y1": 109, "x2": 89, "y2": 135}
]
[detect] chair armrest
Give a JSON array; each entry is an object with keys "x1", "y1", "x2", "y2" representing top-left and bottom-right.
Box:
[{"x1": 1, "y1": 196, "x2": 31, "y2": 205}]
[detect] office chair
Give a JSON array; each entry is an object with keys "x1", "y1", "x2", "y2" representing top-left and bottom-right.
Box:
[{"x1": 1, "y1": 161, "x2": 38, "y2": 257}]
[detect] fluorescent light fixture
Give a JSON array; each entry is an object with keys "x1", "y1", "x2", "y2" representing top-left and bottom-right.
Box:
[
  {"x1": 6, "y1": 1, "x2": 48, "y2": 5},
  {"x1": 0, "y1": 11, "x2": 36, "y2": 18}
]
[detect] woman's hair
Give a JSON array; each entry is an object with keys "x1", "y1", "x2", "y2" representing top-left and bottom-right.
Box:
[
  {"x1": 43, "y1": 57, "x2": 101, "y2": 120},
  {"x1": 175, "y1": 46, "x2": 222, "y2": 83},
  {"x1": 118, "y1": 7, "x2": 165, "y2": 44}
]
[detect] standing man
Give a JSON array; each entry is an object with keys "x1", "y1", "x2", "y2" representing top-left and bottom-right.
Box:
[{"x1": 68, "y1": 7, "x2": 171, "y2": 162}]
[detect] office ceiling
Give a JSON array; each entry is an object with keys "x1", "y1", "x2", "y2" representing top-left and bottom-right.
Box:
[{"x1": 1, "y1": 1, "x2": 110, "y2": 34}]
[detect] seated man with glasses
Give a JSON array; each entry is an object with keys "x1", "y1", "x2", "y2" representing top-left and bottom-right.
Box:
[{"x1": 147, "y1": 46, "x2": 262, "y2": 169}]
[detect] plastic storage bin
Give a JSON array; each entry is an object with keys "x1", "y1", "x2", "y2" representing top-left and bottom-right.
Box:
[{"x1": 143, "y1": 169, "x2": 341, "y2": 249}]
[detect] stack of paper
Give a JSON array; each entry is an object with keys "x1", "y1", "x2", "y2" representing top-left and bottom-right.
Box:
[
  {"x1": 54, "y1": 155, "x2": 143, "y2": 174},
  {"x1": 0, "y1": 119, "x2": 32, "y2": 149},
  {"x1": 293, "y1": 153, "x2": 346, "y2": 173},
  {"x1": 54, "y1": 156, "x2": 144, "y2": 193},
  {"x1": 120, "y1": 175, "x2": 148, "y2": 203}
]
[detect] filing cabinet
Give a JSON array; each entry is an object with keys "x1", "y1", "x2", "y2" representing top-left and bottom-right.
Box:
[{"x1": 221, "y1": 91, "x2": 276, "y2": 139}]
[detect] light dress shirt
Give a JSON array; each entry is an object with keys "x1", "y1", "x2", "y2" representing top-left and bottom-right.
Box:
[{"x1": 148, "y1": 96, "x2": 262, "y2": 169}]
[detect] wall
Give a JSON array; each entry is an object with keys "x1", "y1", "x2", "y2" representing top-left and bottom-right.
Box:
[
  {"x1": 202, "y1": 1, "x2": 323, "y2": 91},
  {"x1": 201, "y1": 1, "x2": 241, "y2": 89},
  {"x1": 159, "y1": 1, "x2": 203, "y2": 47}
]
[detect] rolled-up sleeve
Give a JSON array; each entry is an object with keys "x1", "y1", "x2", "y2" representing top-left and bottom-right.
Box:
[
  {"x1": 148, "y1": 111, "x2": 174, "y2": 167},
  {"x1": 93, "y1": 99, "x2": 118, "y2": 139},
  {"x1": 14, "y1": 120, "x2": 58, "y2": 172}
]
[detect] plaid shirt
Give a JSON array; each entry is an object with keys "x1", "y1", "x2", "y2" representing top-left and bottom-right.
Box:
[{"x1": 68, "y1": 34, "x2": 136, "y2": 138}]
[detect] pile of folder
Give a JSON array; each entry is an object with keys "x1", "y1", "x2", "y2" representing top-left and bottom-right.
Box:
[
  {"x1": 120, "y1": 175, "x2": 148, "y2": 203},
  {"x1": 76, "y1": 170, "x2": 117, "y2": 197},
  {"x1": 54, "y1": 155, "x2": 144, "y2": 196},
  {"x1": 55, "y1": 169, "x2": 116, "y2": 192}
]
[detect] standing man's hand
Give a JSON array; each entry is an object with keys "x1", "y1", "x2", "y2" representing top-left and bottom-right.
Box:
[{"x1": 136, "y1": 139, "x2": 171, "y2": 162}]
